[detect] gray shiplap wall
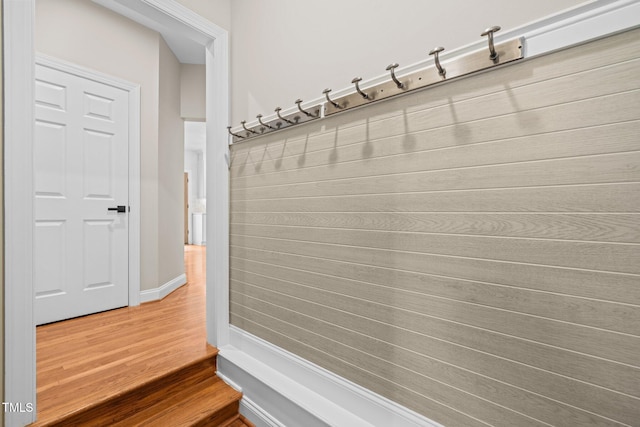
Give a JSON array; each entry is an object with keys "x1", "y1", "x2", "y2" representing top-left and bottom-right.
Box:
[{"x1": 229, "y1": 28, "x2": 640, "y2": 427}]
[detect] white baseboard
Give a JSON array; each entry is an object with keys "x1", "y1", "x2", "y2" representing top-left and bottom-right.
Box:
[
  {"x1": 139, "y1": 273, "x2": 187, "y2": 303},
  {"x1": 240, "y1": 396, "x2": 286, "y2": 427},
  {"x1": 216, "y1": 371, "x2": 284, "y2": 427},
  {"x1": 217, "y1": 326, "x2": 443, "y2": 427}
]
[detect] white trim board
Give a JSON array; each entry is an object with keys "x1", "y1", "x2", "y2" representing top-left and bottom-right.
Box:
[
  {"x1": 515, "y1": 0, "x2": 640, "y2": 57},
  {"x1": 34, "y1": 54, "x2": 142, "y2": 308},
  {"x1": 216, "y1": 371, "x2": 286, "y2": 427},
  {"x1": 139, "y1": 273, "x2": 187, "y2": 304},
  {"x1": 218, "y1": 327, "x2": 443, "y2": 427},
  {"x1": 4, "y1": 0, "x2": 37, "y2": 425},
  {"x1": 239, "y1": 396, "x2": 287, "y2": 427},
  {"x1": 206, "y1": 32, "x2": 231, "y2": 348}
]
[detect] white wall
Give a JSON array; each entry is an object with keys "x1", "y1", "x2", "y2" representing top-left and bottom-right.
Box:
[
  {"x1": 184, "y1": 151, "x2": 200, "y2": 201},
  {"x1": 229, "y1": 0, "x2": 586, "y2": 123},
  {"x1": 180, "y1": 64, "x2": 206, "y2": 120},
  {"x1": 158, "y1": 36, "x2": 185, "y2": 286},
  {"x1": 184, "y1": 148, "x2": 206, "y2": 245},
  {"x1": 175, "y1": 0, "x2": 231, "y2": 31}
]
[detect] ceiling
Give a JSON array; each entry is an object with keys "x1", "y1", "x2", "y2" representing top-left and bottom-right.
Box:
[
  {"x1": 160, "y1": 29, "x2": 205, "y2": 64},
  {"x1": 93, "y1": 0, "x2": 206, "y2": 64}
]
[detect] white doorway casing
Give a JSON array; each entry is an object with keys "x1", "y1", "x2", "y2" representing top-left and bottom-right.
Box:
[
  {"x1": 4, "y1": 1, "x2": 229, "y2": 425},
  {"x1": 90, "y1": 0, "x2": 231, "y2": 346}
]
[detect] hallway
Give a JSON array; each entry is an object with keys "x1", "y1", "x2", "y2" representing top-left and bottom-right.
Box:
[{"x1": 33, "y1": 245, "x2": 215, "y2": 425}]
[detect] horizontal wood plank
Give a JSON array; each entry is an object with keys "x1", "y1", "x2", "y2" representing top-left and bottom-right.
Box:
[
  {"x1": 233, "y1": 121, "x2": 640, "y2": 192},
  {"x1": 232, "y1": 145, "x2": 640, "y2": 201},
  {"x1": 232, "y1": 212, "x2": 640, "y2": 243},
  {"x1": 231, "y1": 223, "x2": 640, "y2": 274},
  {"x1": 232, "y1": 183, "x2": 640, "y2": 213}
]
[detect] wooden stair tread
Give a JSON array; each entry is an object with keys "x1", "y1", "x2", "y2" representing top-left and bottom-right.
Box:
[
  {"x1": 31, "y1": 351, "x2": 247, "y2": 427},
  {"x1": 31, "y1": 348, "x2": 224, "y2": 427},
  {"x1": 117, "y1": 376, "x2": 242, "y2": 426},
  {"x1": 34, "y1": 335, "x2": 216, "y2": 425}
]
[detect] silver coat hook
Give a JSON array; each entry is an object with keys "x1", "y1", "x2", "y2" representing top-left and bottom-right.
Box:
[
  {"x1": 429, "y1": 47, "x2": 446, "y2": 77},
  {"x1": 481, "y1": 26, "x2": 501, "y2": 60},
  {"x1": 386, "y1": 63, "x2": 404, "y2": 89},
  {"x1": 241, "y1": 120, "x2": 259, "y2": 135},
  {"x1": 323, "y1": 88, "x2": 341, "y2": 109},
  {"x1": 275, "y1": 107, "x2": 295, "y2": 125},
  {"x1": 256, "y1": 114, "x2": 274, "y2": 130},
  {"x1": 351, "y1": 77, "x2": 370, "y2": 99},
  {"x1": 295, "y1": 99, "x2": 317, "y2": 117},
  {"x1": 227, "y1": 126, "x2": 244, "y2": 139}
]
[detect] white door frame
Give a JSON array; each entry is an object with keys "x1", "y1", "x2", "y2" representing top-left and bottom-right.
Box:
[
  {"x1": 35, "y1": 53, "x2": 142, "y2": 311},
  {"x1": 3, "y1": 1, "x2": 230, "y2": 425}
]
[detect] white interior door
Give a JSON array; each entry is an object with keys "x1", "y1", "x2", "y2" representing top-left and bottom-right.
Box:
[{"x1": 34, "y1": 63, "x2": 129, "y2": 325}]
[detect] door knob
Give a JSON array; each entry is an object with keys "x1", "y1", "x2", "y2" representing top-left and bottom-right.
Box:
[{"x1": 107, "y1": 205, "x2": 127, "y2": 213}]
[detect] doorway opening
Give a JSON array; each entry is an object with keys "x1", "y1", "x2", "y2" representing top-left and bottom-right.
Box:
[{"x1": 4, "y1": 1, "x2": 230, "y2": 425}]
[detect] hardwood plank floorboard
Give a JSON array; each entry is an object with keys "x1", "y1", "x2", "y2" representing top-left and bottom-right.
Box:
[{"x1": 32, "y1": 245, "x2": 212, "y2": 426}]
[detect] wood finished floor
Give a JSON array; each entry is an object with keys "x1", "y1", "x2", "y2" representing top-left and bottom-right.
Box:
[{"x1": 33, "y1": 245, "x2": 215, "y2": 426}]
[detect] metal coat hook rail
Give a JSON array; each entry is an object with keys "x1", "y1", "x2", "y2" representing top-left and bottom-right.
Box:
[{"x1": 228, "y1": 26, "x2": 524, "y2": 144}]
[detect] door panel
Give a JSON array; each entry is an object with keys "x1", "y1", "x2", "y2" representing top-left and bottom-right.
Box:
[
  {"x1": 34, "y1": 220, "x2": 67, "y2": 297},
  {"x1": 35, "y1": 63, "x2": 129, "y2": 325},
  {"x1": 83, "y1": 129, "x2": 115, "y2": 198},
  {"x1": 34, "y1": 121, "x2": 67, "y2": 197}
]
